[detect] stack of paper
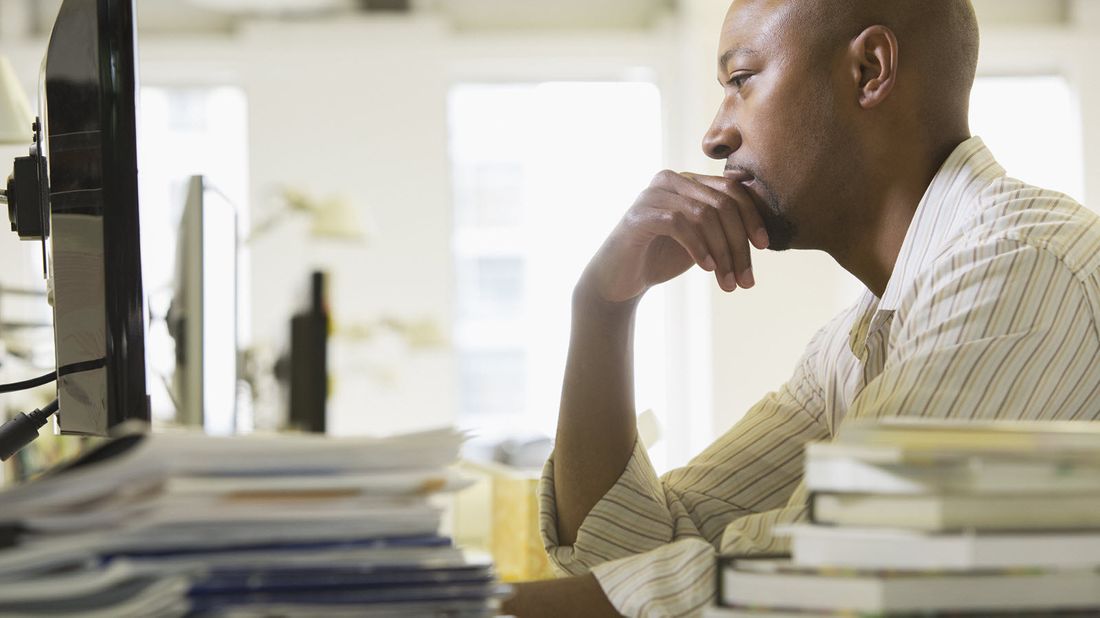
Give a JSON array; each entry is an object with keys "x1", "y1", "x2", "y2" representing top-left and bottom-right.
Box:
[
  {"x1": 0, "y1": 426, "x2": 500, "y2": 617},
  {"x1": 708, "y1": 419, "x2": 1100, "y2": 617}
]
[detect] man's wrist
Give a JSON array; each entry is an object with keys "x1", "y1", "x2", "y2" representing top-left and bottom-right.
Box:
[{"x1": 572, "y1": 276, "x2": 642, "y2": 321}]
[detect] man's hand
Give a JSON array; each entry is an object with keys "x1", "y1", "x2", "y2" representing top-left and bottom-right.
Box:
[{"x1": 583, "y1": 170, "x2": 770, "y2": 303}]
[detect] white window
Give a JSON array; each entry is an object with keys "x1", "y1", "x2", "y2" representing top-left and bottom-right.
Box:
[
  {"x1": 969, "y1": 75, "x2": 1085, "y2": 202},
  {"x1": 448, "y1": 81, "x2": 669, "y2": 465}
]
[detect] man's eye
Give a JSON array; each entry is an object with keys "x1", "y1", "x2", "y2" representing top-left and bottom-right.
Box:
[{"x1": 728, "y1": 73, "x2": 751, "y2": 89}]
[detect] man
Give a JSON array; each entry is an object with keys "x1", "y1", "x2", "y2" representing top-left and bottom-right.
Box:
[{"x1": 502, "y1": 0, "x2": 1100, "y2": 616}]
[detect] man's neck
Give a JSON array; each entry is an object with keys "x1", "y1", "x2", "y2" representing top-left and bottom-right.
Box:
[{"x1": 829, "y1": 137, "x2": 967, "y2": 298}]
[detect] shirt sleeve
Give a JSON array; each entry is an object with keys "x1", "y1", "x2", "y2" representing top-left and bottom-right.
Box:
[
  {"x1": 849, "y1": 238, "x2": 1100, "y2": 424},
  {"x1": 537, "y1": 316, "x2": 837, "y2": 616}
]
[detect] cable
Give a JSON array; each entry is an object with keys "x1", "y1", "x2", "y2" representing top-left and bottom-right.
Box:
[
  {"x1": 0, "y1": 371, "x2": 57, "y2": 394},
  {"x1": 0, "y1": 399, "x2": 60, "y2": 461},
  {"x1": 28, "y1": 398, "x2": 59, "y2": 421}
]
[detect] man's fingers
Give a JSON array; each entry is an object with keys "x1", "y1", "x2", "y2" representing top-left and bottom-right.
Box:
[
  {"x1": 646, "y1": 203, "x2": 716, "y2": 273},
  {"x1": 675, "y1": 177, "x2": 755, "y2": 289},
  {"x1": 642, "y1": 184, "x2": 739, "y2": 288},
  {"x1": 714, "y1": 203, "x2": 755, "y2": 289},
  {"x1": 652, "y1": 172, "x2": 758, "y2": 289},
  {"x1": 638, "y1": 188, "x2": 740, "y2": 286},
  {"x1": 680, "y1": 173, "x2": 770, "y2": 251},
  {"x1": 676, "y1": 199, "x2": 739, "y2": 291}
]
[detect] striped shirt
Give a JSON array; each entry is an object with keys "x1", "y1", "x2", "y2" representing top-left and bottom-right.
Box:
[{"x1": 538, "y1": 137, "x2": 1100, "y2": 617}]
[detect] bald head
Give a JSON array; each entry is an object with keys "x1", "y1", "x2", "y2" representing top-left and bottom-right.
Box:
[{"x1": 792, "y1": 0, "x2": 980, "y2": 135}]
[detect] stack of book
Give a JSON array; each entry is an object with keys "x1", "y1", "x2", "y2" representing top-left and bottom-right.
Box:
[
  {"x1": 709, "y1": 419, "x2": 1100, "y2": 617},
  {"x1": 0, "y1": 425, "x2": 499, "y2": 617}
]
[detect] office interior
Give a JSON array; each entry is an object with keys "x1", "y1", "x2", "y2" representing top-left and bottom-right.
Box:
[{"x1": 1, "y1": 0, "x2": 1099, "y2": 584}]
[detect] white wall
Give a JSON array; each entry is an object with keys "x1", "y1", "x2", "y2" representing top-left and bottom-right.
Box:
[{"x1": 235, "y1": 17, "x2": 455, "y2": 436}]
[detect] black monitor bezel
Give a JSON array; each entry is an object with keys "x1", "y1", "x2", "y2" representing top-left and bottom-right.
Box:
[{"x1": 97, "y1": 0, "x2": 148, "y2": 427}]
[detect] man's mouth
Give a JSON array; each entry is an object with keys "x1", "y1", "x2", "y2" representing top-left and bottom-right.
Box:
[
  {"x1": 726, "y1": 169, "x2": 763, "y2": 201},
  {"x1": 723, "y1": 167, "x2": 754, "y2": 183},
  {"x1": 725, "y1": 171, "x2": 779, "y2": 222}
]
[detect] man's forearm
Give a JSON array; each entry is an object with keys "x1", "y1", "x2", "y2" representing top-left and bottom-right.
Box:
[
  {"x1": 501, "y1": 574, "x2": 622, "y2": 617},
  {"x1": 553, "y1": 281, "x2": 641, "y2": 546},
  {"x1": 550, "y1": 168, "x2": 763, "y2": 545}
]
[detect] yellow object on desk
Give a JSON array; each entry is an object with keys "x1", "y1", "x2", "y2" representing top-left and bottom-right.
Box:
[{"x1": 454, "y1": 460, "x2": 556, "y2": 582}]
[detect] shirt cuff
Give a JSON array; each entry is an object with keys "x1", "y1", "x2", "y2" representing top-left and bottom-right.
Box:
[
  {"x1": 591, "y1": 537, "x2": 717, "y2": 618},
  {"x1": 538, "y1": 437, "x2": 678, "y2": 576}
]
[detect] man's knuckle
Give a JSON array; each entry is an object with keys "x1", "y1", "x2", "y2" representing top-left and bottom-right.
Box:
[
  {"x1": 661, "y1": 210, "x2": 683, "y2": 228},
  {"x1": 653, "y1": 169, "x2": 680, "y2": 185},
  {"x1": 718, "y1": 194, "x2": 740, "y2": 212},
  {"x1": 687, "y1": 204, "x2": 709, "y2": 223}
]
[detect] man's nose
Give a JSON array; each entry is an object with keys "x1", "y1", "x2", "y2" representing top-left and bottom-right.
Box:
[{"x1": 702, "y1": 100, "x2": 741, "y2": 160}]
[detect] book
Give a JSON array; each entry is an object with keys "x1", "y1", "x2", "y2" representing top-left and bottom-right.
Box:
[
  {"x1": 704, "y1": 605, "x2": 1100, "y2": 617},
  {"x1": 809, "y1": 492, "x2": 1100, "y2": 531},
  {"x1": 708, "y1": 421, "x2": 1100, "y2": 617},
  {"x1": 805, "y1": 444, "x2": 1100, "y2": 495},
  {"x1": 704, "y1": 608, "x2": 832, "y2": 617},
  {"x1": 0, "y1": 427, "x2": 468, "y2": 522},
  {"x1": 0, "y1": 426, "x2": 499, "y2": 617},
  {"x1": 716, "y1": 556, "x2": 1100, "y2": 614},
  {"x1": 835, "y1": 419, "x2": 1100, "y2": 454},
  {"x1": 779, "y1": 524, "x2": 1100, "y2": 570},
  {"x1": 0, "y1": 574, "x2": 189, "y2": 618}
]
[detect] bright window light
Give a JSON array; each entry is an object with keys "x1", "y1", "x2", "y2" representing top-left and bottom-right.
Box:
[
  {"x1": 448, "y1": 82, "x2": 666, "y2": 461},
  {"x1": 969, "y1": 75, "x2": 1085, "y2": 203}
]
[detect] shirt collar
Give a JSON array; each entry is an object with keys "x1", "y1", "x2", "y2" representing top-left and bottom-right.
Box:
[
  {"x1": 847, "y1": 137, "x2": 1005, "y2": 357},
  {"x1": 877, "y1": 136, "x2": 1006, "y2": 312}
]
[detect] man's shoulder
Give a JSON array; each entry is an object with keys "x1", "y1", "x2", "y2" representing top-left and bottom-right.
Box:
[{"x1": 956, "y1": 176, "x2": 1100, "y2": 277}]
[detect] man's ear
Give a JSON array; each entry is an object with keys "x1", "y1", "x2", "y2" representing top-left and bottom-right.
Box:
[{"x1": 848, "y1": 25, "x2": 898, "y2": 109}]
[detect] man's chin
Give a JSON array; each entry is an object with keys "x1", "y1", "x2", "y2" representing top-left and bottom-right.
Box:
[
  {"x1": 761, "y1": 214, "x2": 797, "y2": 252},
  {"x1": 735, "y1": 175, "x2": 795, "y2": 251}
]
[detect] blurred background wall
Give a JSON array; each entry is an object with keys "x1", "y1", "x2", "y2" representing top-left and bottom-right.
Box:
[{"x1": 1, "y1": 0, "x2": 1097, "y2": 473}]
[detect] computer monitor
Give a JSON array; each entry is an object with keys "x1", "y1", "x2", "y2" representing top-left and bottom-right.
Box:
[
  {"x1": 167, "y1": 175, "x2": 237, "y2": 435},
  {"x1": 4, "y1": 0, "x2": 148, "y2": 435}
]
